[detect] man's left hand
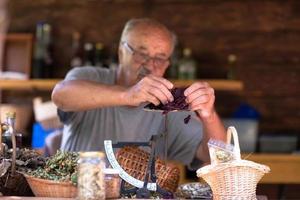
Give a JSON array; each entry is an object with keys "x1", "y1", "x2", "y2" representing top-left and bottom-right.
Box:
[{"x1": 184, "y1": 82, "x2": 215, "y2": 119}]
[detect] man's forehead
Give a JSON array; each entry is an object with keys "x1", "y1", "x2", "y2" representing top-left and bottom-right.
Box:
[{"x1": 128, "y1": 30, "x2": 172, "y2": 52}]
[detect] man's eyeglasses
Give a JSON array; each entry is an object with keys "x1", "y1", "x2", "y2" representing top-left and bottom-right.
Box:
[{"x1": 122, "y1": 41, "x2": 170, "y2": 67}]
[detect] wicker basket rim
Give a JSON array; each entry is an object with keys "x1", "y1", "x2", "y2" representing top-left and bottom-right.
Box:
[
  {"x1": 196, "y1": 159, "x2": 270, "y2": 177},
  {"x1": 24, "y1": 174, "x2": 75, "y2": 186}
]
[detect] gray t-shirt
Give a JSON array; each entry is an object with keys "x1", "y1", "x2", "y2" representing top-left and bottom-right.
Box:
[{"x1": 59, "y1": 66, "x2": 203, "y2": 167}]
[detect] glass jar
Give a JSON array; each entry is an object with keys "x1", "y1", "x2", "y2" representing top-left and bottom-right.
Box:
[
  {"x1": 104, "y1": 168, "x2": 121, "y2": 199},
  {"x1": 77, "y1": 151, "x2": 106, "y2": 200}
]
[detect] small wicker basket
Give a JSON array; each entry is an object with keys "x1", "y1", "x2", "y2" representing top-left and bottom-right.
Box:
[
  {"x1": 24, "y1": 174, "x2": 77, "y2": 198},
  {"x1": 197, "y1": 127, "x2": 270, "y2": 200}
]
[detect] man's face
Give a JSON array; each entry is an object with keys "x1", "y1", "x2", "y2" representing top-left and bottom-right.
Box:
[{"x1": 119, "y1": 27, "x2": 173, "y2": 85}]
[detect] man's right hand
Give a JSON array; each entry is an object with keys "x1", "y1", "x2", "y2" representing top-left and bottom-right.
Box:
[{"x1": 123, "y1": 75, "x2": 174, "y2": 106}]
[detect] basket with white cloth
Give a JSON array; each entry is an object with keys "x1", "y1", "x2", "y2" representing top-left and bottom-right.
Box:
[{"x1": 197, "y1": 126, "x2": 270, "y2": 200}]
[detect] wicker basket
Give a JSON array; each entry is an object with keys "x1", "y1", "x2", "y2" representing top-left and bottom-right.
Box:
[
  {"x1": 116, "y1": 146, "x2": 180, "y2": 192},
  {"x1": 197, "y1": 127, "x2": 270, "y2": 200},
  {"x1": 24, "y1": 174, "x2": 77, "y2": 198}
]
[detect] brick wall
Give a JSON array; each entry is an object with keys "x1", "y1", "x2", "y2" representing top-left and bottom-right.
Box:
[{"x1": 7, "y1": 0, "x2": 300, "y2": 134}]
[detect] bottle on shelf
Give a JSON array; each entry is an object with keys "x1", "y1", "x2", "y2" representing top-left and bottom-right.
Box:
[
  {"x1": 70, "y1": 31, "x2": 83, "y2": 68},
  {"x1": 227, "y1": 54, "x2": 237, "y2": 80},
  {"x1": 166, "y1": 42, "x2": 180, "y2": 79},
  {"x1": 177, "y1": 48, "x2": 197, "y2": 80},
  {"x1": 108, "y1": 44, "x2": 119, "y2": 70},
  {"x1": 32, "y1": 22, "x2": 45, "y2": 78},
  {"x1": 94, "y1": 42, "x2": 108, "y2": 68},
  {"x1": 32, "y1": 22, "x2": 53, "y2": 78},
  {"x1": 42, "y1": 23, "x2": 53, "y2": 78},
  {"x1": 83, "y1": 42, "x2": 94, "y2": 66},
  {"x1": 1, "y1": 112, "x2": 22, "y2": 150}
]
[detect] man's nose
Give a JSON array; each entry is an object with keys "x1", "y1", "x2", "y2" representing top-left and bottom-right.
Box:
[
  {"x1": 139, "y1": 66, "x2": 151, "y2": 76},
  {"x1": 143, "y1": 58, "x2": 155, "y2": 71}
]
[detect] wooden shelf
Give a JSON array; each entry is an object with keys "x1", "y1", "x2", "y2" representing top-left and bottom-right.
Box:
[
  {"x1": 0, "y1": 79, "x2": 60, "y2": 91},
  {"x1": 171, "y1": 79, "x2": 243, "y2": 91},
  {"x1": 0, "y1": 79, "x2": 243, "y2": 91},
  {"x1": 5, "y1": 33, "x2": 33, "y2": 41}
]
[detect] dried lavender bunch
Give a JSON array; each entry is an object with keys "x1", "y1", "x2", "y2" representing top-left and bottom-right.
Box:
[
  {"x1": 145, "y1": 88, "x2": 191, "y2": 124},
  {"x1": 145, "y1": 88, "x2": 189, "y2": 112}
]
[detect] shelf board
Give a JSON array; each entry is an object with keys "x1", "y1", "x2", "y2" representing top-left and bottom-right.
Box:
[
  {"x1": 6, "y1": 33, "x2": 33, "y2": 41},
  {"x1": 171, "y1": 79, "x2": 243, "y2": 91},
  {"x1": 0, "y1": 79, "x2": 61, "y2": 91},
  {"x1": 0, "y1": 79, "x2": 243, "y2": 91}
]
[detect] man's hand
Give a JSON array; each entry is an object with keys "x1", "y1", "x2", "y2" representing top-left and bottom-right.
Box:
[
  {"x1": 184, "y1": 82, "x2": 215, "y2": 119},
  {"x1": 184, "y1": 82, "x2": 226, "y2": 163},
  {"x1": 124, "y1": 75, "x2": 174, "y2": 106}
]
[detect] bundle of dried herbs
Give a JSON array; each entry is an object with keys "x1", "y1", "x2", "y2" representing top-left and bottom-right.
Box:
[
  {"x1": 0, "y1": 148, "x2": 46, "y2": 196},
  {"x1": 145, "y1": 88, "x2": 189, "y2": 113},
  {"x1": 0, "y1": 148, "x2": 46, "y2": 177},
  {"x1": 29, "y1": 150, "x2": 79, "y2": 185},
  {"x1": 144, "y1": 88, "x2": 192, "y2": 124}
]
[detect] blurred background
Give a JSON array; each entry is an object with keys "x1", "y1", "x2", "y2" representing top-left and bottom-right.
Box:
[{"x1": 1, "y1": 0, "x2": 300, "y2": 199}]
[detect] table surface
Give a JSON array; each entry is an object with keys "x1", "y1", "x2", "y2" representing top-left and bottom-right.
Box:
[{"x1": 0, "y1": 196, "x2": 268, "y2": 200}]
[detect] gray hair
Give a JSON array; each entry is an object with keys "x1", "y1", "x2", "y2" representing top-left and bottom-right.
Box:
[{"x1": 120, "y1": 18, "x2": 177, "y2": 53}]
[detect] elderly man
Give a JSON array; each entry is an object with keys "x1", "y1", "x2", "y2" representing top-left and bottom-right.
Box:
[{"x1": 52, "y1": 18, "x2": 226, "y2": 168}]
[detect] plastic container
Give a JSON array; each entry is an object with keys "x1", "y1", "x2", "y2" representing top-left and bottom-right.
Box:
[
  {"x1": 103, "y1": 168, "x2": 121, "y2": 199},
  {"x1": 208, "y1": 139, "x2": 236, "y2": 165},
  {"x1": 223, "y1": 118, "x2": 258, "y2": 152},
  {"x1": 259, "y1": 135, "x2": 298, "y2": 153},
  {"x1": 77, "y1": 152, "x2": 106, "y2": 200}
]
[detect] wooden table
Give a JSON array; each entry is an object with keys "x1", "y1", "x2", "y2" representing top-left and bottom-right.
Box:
[
  {"x1": 0, "y1": 196, "x2": 268, "y2": 200},
  {"x1": 244, "y1": 153, "x2": 300, "y2": 184}
]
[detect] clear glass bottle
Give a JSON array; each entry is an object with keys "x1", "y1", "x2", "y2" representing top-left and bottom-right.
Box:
[
  {"x1": 1, "y1": 112, "x2": 22, "y2": 150},
  {"x1": 42, "y1": 23, "x2": 53, "y2": 78},
  {"x1": 94, "y1": 42, "x2": 107, "y2": 68},
  {"x1": 77, "y1": 151, "x2": 106, "y2": 200},
  {"x1": 227, "y1": 54, "x2": 237, "y2": 80},
  {"x1": 32, "y1": 22, "x2": 45, "y2": 78},
  {"x1": 177, "y1": 48, "x2": 197, "y2": 80},
  {"x1": 70, "y1": 31, "x2": 83, "y2": 68},
  {"x1": 83, "y1": 42, "x2": 94, "y2": 66}
]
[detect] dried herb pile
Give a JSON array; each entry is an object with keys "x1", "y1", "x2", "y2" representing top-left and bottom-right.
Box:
[
  {"x1": 29, "y1": 151, "x2": 79, "y2": 184},
  {"x1": 0, "y1": 148, "x2": 46, "y2": 176}
]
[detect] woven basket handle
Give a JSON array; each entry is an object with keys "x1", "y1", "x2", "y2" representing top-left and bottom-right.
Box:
[{"x1": 226, "y1": 126, "x2": 241, "y2": 160}]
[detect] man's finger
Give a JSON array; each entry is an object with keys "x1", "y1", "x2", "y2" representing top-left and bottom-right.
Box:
[
  {"x1": 184, "y1": 82, "x2": 209, "y2": 96},
  {"x1": 150, "y1": 75, "x2": 174, "y2": 90}
]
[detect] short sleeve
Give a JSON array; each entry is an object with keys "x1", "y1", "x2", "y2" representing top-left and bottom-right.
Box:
[
  {"x1": 57, "y1": 67, "x2": 114, "y2": 125},
  {"x1": 65, "y1": 66, "x2": 110, "y2": 83}
]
